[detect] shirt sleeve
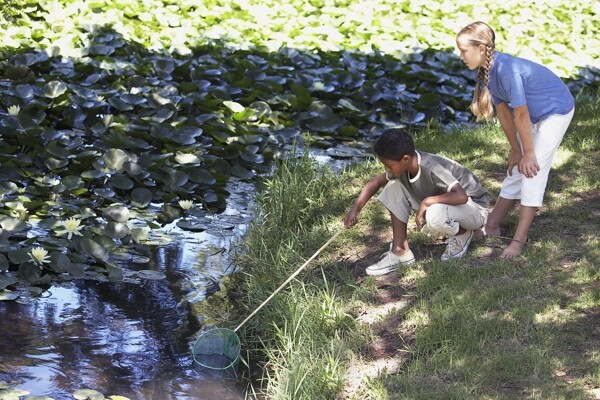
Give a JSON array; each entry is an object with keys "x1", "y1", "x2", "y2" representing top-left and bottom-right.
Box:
[
  {"x1": 499, "y1": 72, "x2": 527, "y2": 108},
  {"x1": 429, "y1": 165, "x2": 460, "y2": 192}
]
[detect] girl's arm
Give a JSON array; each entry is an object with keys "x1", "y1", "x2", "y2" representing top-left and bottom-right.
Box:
[
  {"x1": 495, "y1": 102, "x2": 522, "y2": 175},
  {"x1": 512, "y1": 104, "x2": 540, "y2": 178}
]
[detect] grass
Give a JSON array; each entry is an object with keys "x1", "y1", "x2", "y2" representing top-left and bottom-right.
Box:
[{"x1": 231, "y1": 95, "x2": 600, "y2": 400}]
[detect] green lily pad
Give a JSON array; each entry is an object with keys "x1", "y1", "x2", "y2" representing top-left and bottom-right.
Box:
[
  {"x1": 0, "y1": 274, "x2": 17, "y2": 290},
  {"x1": 0, "y1": 290, "x2": 19, "y2": 301},
  {"x1": 103, "y1": 148, "x2": 129, "y2": 171},
  {"x1": 43, "y1": 80, "x2": 68, "y2": 98},
  {"x1": 111, "y1": 173, "x2": 134, "y2": 190},
  {"x1": 131, "y1": 187, "x2": 153, "y2": 207},
  {"x1": 103, "y1": 205, "x2": 130, "y2": 222},
  {"x1": 105, "y1": 222, "x2": 130, "y2": 239},
  {"x1": 73, "y1": 388, "x2": 105, "y2": 400},
  {"x1": 176, "y1": 219, "x2": 208, "y2": 232},
  {"x1": 174, "y1": 152, "x2": 201, "y2": 165},
  {"x1": 136, "y1": 270, "x2": 166, "y2": 280},
  {"x1": 8, "y1": 247, "x2": 30, "y2": 264},
  {"x1": 78, "y1": 239, "x2": 108, "y2": 261}
]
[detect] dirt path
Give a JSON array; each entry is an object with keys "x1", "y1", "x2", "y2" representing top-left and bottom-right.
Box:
[{"x1": 335, "y1": 237, "x2": 420, "y2": 399}]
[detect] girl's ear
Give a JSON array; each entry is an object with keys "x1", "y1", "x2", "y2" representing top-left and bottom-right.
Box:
[{"x1": 479, "y1": 43, "x2": 487, "y2": 55}]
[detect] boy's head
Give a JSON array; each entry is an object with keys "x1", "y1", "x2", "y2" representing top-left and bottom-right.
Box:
[{"x1": 373, "y1": 128, "x2": 415, "y2": 161}]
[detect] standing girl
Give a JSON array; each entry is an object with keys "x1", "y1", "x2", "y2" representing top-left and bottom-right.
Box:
[{"x1": 456, "y1": 21, "x2": 575, "y2": 259}]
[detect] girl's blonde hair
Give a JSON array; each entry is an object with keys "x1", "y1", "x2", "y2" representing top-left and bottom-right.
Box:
[{"x1": 457, "y1": 21, "x2": 496, "y2": 122}]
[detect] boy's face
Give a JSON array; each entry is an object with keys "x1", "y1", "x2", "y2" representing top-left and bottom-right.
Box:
[{"x1": 378, "y1": 155, "x2": 410, "y2": 179}]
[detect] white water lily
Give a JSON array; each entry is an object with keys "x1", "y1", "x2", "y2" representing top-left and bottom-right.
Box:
[
  {"x1": 311, "y1": 80, "x2": 326, "y2": 91},
  {"x1": 7, "y1": 105, "x2": 20, "y2": 116},
  {"x1": 55, "y1": 217, "x2": 84, "y2": 239},
  {"x1": 29, "y1": 247, "x2": 50, "y2": 268},
  {"x1": 178, "y1": 199, "x2": 194, "y2": 210}
]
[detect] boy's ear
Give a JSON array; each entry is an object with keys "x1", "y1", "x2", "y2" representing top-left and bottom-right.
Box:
[{"x1": 402, "y1": 154, "x2": 411, "y2": 163}]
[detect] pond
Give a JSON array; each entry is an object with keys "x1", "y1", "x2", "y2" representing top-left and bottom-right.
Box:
[
  {"x1": 0, "y1": 147, "x2": 359, "y2": 399},
  {"x1": 0, "y1": 179, "x2": 258, "y2": 399}
]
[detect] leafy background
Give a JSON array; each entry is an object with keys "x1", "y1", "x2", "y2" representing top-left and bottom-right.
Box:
[{"x1": 0, "y1": 0, "x2": 598, "y2": 294}]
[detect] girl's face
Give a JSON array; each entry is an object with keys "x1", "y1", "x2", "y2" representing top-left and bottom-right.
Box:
[
  {"x1": 378, "y1": 155, "x2": 410, "y2": 179},
  {"x1": 456, "y1": 36, "x2": 486, "y2": 70}
]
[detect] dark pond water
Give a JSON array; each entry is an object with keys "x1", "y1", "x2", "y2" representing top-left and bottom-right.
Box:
[
  {"x1": 0, "y1": 148, "x2": 360, "y2": 399},
  {"x1": 0, "y1": 180, "x2": 258, "y2": 399}
]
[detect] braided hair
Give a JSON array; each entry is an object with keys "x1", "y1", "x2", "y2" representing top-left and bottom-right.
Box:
[{"x1": 457, "y1": 21, "x2": 496, "y2": 122}]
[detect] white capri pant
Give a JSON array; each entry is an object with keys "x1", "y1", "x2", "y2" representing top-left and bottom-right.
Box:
[
  {"x1": 378, "y1": 180, "x2": 489, "y2": 237},
  {"x1": 500, "y1": 108, "x2": 574, "y2": 207}
]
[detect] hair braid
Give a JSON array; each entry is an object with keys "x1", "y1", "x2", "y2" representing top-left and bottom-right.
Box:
[
  {"x1": 458, "y1": 21, "x2": 497, "y2": 122},
  {"x1": 475, "y1": 45, "x2": 495, "y2": 121}
]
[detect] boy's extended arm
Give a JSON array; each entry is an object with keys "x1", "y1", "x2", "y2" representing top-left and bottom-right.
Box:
[{"x1": 343, "y1": 173, "x2": 388, "y2": 228}]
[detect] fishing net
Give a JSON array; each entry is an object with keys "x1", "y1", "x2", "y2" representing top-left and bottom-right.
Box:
[
  {"x1": 192, "y1": 229, "x2": 343, "y2": 373},
  {"x1": 192, "y1": 327, "x2": 240, "y2": 371}
]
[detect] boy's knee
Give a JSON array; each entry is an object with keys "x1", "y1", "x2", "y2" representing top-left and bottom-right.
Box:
[
  {"x1": 425, "y1": 204, "x2": 446, "y2": 228},
  {"x1": 424, "y1": 204, "x2": 459, "y2": 236}
]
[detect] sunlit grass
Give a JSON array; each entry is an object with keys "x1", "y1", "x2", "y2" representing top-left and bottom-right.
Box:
[{"x1": 234, "y1": 95, "x2": 600, "y2": 399}]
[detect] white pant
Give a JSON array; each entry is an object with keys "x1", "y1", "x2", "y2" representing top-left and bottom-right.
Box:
[
  {"x1": 500, "y1": 108, "x2": 574, "y2": 207},
  {"x1": 378, "y1": 181, "x2": 488, "y2": 237}
]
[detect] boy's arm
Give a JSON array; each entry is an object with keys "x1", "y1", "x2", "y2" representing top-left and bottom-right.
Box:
[
  {"x1": 415, "y1": 183, "x2": 469, "y2": 228},
  {"x1": 343, "y1": 173, "x2": 388, "y2": 228}
]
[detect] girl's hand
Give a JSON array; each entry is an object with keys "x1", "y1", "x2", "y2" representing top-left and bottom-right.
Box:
[
  {"x1": 519, "y1": 151, "x2": 540, "y2": 178},
  {"x1": 507, "y1": 149, "x2": 522, "y2": 176}
]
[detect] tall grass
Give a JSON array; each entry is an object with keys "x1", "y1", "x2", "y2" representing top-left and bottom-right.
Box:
[
  {"x1": 233, "y1": 146, "x2": 361, "y2": 399},
  {"x1": 234, "y1": 96, "x2": 600, "y2": 399}
]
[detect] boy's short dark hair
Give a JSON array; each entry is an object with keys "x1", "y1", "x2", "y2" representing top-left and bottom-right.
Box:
[{"x1": 373, "y1": 128, "x2": 415, "y2": 161}]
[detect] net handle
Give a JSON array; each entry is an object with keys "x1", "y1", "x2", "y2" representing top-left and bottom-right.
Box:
[{"x1": 234, "y1": 228, "x2": 344, "y2": 332}]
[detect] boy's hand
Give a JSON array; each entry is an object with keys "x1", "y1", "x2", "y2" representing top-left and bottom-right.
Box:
[
  {"x1": 415, "y1": 203, "x2": 428, "y2": 229},
  {"x1": 343, "y1": 209, "x2": 359, "y2": 228}
]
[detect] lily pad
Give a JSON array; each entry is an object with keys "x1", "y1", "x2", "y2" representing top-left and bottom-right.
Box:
[
  {"x1": 136, "y1": 270, "x2": 166, "y2": 280},
  {"x1": 176, "y1": 219, "x2": 209, "y2": 232},
  {"x1": 73, "y1": 389, "x2": 105, "y2": 400},
  {"x1": 0, "y1": 274, "x2": 17, "y2": 290},
  {"x1": 0, "y1": 290, "x2": 19, "y2": 301}
]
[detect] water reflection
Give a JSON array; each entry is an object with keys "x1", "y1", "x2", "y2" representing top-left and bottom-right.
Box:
[
  {"x1": 0, "y1": 152, "x2": 356, "y2": 399},
  {"x1": 0, "y1": 181, "x2": 256, "y2": 399}
]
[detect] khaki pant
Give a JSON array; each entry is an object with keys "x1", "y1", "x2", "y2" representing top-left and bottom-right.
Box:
[{"x1": 378, "y1": 180, "x2": 488, "y2": 236}]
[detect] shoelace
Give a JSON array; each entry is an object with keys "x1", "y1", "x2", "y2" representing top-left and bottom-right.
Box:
[{"x1": 446, "y1": 237, "x2": 463, "y2": 254}]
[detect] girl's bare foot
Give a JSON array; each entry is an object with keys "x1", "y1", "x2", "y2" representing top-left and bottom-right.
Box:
[
  {"x1": 500, "y1": 240, "x2": 526, "y2": 259},
  {"x1": 483, "y1": 224, "x2": 501, "y2": 237}
]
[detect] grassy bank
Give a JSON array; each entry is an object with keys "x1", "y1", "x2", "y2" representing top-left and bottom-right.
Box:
[{"x1": 232, "y1": 94, "x2": 600, "y2": 399}]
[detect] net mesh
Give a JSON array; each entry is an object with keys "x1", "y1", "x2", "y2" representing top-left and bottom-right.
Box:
[{"x1": 192, "y1": 327, "x2": 241, "y2": 371}]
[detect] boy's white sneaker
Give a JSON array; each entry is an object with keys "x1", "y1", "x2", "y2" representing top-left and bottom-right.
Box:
[
  {"x1": 441, "y1": 230, "x2": 474, "y2": 261},
  {"x1": 366, "y1": 249, "x2": 415, "y2": 276}
]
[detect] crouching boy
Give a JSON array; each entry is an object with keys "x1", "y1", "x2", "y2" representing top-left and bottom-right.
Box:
[{"x1": 343, "y1": 128, "x2": 489, "y2": 275}]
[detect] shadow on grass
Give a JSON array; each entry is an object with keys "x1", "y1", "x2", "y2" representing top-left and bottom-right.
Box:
[{"x1": 322, "y1": 106, "x2": 599, "y2": 398}]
